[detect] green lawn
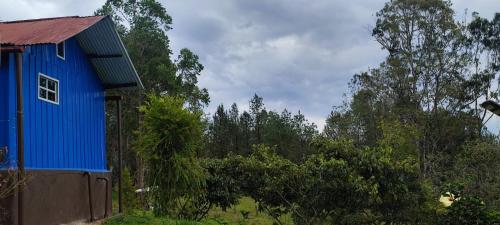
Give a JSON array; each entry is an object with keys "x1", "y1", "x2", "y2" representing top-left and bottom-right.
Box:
[
  {"x1": 104, "y1": 211, "x2": 219, "y2": 225},
  {"x1": 208, "y1": 197, "x2": 293, "y2": 225},
  {"x1": 104, "y1": 197, "x2": 294, "y2": 225}
]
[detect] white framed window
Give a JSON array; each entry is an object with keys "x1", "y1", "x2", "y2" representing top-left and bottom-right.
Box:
[
  {"x1": 56, "y1": 41, "x2": 65, "y2": 60},
  {"x1": 38, "y1": 73, "x2": 59, "y2": 105}
]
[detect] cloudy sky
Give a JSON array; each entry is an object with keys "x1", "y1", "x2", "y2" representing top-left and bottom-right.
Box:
[{"x1": 1, "y1": 0, "x2": 500, "y2": 131}]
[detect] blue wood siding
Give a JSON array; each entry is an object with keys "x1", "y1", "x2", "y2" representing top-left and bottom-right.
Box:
[
  {"x1": 1, "y1": 37, "x2": 107, "y2": 171},
  {"x1": 0, "y1": 55, "x2": 13, "y2": 168},
  {"x1": 0, "y1": 57, "x2": 7, "y2": 165},
  {"x1": 0, "y1": 54, "x2": 19, "y2": 168}
]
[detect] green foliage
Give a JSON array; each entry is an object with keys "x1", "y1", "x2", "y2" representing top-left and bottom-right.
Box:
[
  {"x1": 103, "y1": 211, "x2": 219, "y2": 225},
  {"x1": 96, "y1": 0, "x2": 209, "y2": 103},
  {"x1": 208, "y1": 197, "x2": 294, "y2": 225},
  {"x1": 122, "y1": 167, "x2": 139, "y2": 213},
  {"x1": 294, "y1": 138, "x2": 430, "y2": 224},
  {"x1": 324, "y1": 3, "x2": 500, "y2": 220},
  {"x1": 136, "y1": 95, "x2": 205, "y2": 218},
  {"x1": 330, "y1": 0, "x2": 500, "y2": 176},
  {"x1": 96, "y1": 1, "x2": 209, "y2": 197},
  {"x1": 378, "y1": 118, "x2": 420, "y2": 156},
  {"x1": 177, "y1": 158, "x2": 243, "y2": 221},
  {"x1": 206, "y1": 95, "x2": 317, "y2": 161},
  {"x1": 176, "y1": 48, "x2": 210, "y2": 111},
  {"x1": 208, "y1": 141, "x2": 433, "y2": 225},
  {"x1": 441, "y1": 196, "x2": 492, "y2": 225},
  {"x1": 453, "y1": 140, "x2": 500, "y2": 209},
  {"x1": 440, "y1": 183, "x2": 500, "y2": 225}
]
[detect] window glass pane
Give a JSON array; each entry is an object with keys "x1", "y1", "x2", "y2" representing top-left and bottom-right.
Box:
[
  {"x1": 48, "y1": 81, "x2": 55, "y2": 91},
  {"x1": 57, "y1": 42, "x2": 65, "y2": 58},
  {"x1": 40, "y1": 89, "x2": 47, "y2": 99},
  {"x1": 48, "y1": 92, "x2": 56, "y2": 102},
  {"x1": 40, "y1": 77, "x2": 47, "y2": 88}
]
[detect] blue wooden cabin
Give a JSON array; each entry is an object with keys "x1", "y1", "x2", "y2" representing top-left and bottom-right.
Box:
[{"x1": 0, "y1": 16, "x2": 142, "y2": 225}]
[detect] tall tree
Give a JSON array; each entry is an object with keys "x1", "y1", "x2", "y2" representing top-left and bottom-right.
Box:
[
  {"x1": 96, "y1": 0, "x2": 209, "y2": 189},
  {"x1": 343, "y1": 0, "x2": 491, "y2": 176},
  {"x1": 238, "y1": 111, "x2": 253, "y2": 155},
  {"x1": 209, "y1": 104, "x2": 231, "y2": 158},
  {"x1": 249, "y1": 94, "x2": 266, "y2": 143},
  {"x1": 175, "y1": 49, "x2": 210, "y2": 111},
  {"x1": 228, "y1": 103, "x2": 240, "y2": 154}
]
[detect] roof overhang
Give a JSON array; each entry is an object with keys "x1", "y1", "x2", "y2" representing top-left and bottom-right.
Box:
[{"x1": 75, "y1": 16, "x2": 144, "y2": 90}]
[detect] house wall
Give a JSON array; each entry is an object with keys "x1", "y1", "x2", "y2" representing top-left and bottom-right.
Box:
[
  {"x1": 0, "y1": 55, "x2": 9, "y2": 165},
  {"x1": 18, "y1": 37, "x2": 107, "y2": 171},
  {"x1": 22, "y1": 38, "x2": 107, "y2": 171},
  {"x1": 1, "y1": 37, "x2": 111, "y2": 225}
]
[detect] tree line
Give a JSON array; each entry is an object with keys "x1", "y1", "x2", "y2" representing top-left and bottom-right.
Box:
[{"x1": 205, "y1": 94, "x2": 317, "y2": 162}]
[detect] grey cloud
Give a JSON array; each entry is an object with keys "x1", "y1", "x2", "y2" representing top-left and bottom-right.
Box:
[
  {"x1": 167, "y1": 0, "x2": 389, "y2": 128},
  {"x1": 166, "y1": 0, "x2": 500, "y2": 131}
]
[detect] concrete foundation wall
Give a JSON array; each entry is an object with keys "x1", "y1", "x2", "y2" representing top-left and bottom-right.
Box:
[{"x1": 0, "y1": 170, "x2": 112, "y2": 225}]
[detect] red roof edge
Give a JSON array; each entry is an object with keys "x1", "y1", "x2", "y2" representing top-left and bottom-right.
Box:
[{"x1": 0, "y1": 15, "x2": 103, "y2": 24}]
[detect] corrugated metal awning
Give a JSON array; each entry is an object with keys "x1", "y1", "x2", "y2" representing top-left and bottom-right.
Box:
[{"x1": 0, "y1": 16, "x2": 143, "y2": 90}]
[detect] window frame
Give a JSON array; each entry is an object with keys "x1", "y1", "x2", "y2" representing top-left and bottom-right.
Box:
[
  {"x1": 56, "y1": 41, "x2": 65, "y2": 60},
  {"x1": 38, "y1": 73, "x2": 60, "y2": 105}
]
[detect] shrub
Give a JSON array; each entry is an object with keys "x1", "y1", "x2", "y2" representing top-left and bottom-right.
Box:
[
  {"x1": 136, "y1": 95, "x2": 205, "y2": 218},
  {"x1": 440, "y1": 183, "x2": 500, "y2": 225},
  {"x1": 212, "y1": 140, "x2": 434, "y2": 225},
  {"x1": 122, "y1": 167, "x2": 139, "y2": 213}
]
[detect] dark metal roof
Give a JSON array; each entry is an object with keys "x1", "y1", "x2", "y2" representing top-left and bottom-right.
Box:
[{"x1": 0, "y1": 16, "x2": 143, "y2": 90}]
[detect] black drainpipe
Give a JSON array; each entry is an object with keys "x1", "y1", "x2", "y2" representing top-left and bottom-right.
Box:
[
  {"x1": 12, "y1": 47, "x2": 25, "y2": 225},
  {"x1": 2, "y1": 45, "x2": 26, "y2": 225}
]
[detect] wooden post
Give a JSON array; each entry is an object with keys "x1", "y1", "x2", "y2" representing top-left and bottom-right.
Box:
[
  {"x1": 117, "y1": 98, "x2": 123, "y2": 213},
  {"x1": 105, "y1": 95, "x2": 124, "y2": 214}
]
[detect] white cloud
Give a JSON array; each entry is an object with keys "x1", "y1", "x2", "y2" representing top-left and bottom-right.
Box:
[{"x1": 0, "y1": 0, "x2": 105, "y2": 21}]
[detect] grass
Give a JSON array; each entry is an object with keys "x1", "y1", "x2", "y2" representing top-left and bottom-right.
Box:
[
  {"x1": 104, "y1": 211, "x2": 219, "y2": 225},
  {"x1": 104, "y1": 197, "x2": 294, "y2": 225},
  {"x1": 208, "y1": 197, "x2": 294, "y2": 225}
]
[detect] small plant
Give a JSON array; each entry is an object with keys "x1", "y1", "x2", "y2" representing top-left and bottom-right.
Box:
[
  {"x1": 240, "y1": 210, "x2": 250, "y2": 219},
  {"x1": 0, "y1": 169, "x2": 25, "y2": 199},
  {"x1": 0, "y1": 169, "x2": 27, "y2": 225},
  {"x1": 122, "y1": 167, "x2": 139, "y2": 213}
]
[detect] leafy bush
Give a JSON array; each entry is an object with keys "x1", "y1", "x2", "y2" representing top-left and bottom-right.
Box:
[
  {"x1": 454, "y1": 140, "x2": 500, "y2": 210},
  {"x1": 136, "y1": 95, "x2": 205, "y2": 218},
  {"x1": 440, "y1": 183, "x2": 500, "y2": 225},
  {"x1": 201, "y1": 158, "x2": 241, "y2": 211},
  {"x1": 208, "y1": 140, "x2": 434, "y2": 225}
]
